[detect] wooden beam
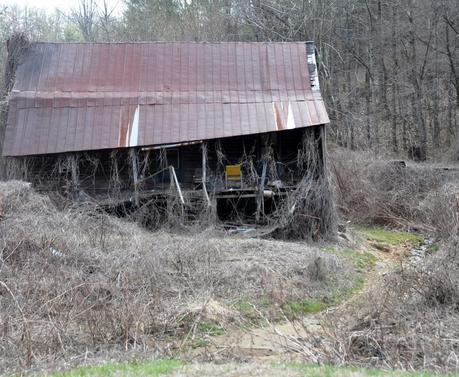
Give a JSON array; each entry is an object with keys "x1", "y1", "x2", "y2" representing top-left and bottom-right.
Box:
[
  {"x1": 130, "y1": 148, "x2": 140, "y2": 206},
  {"x1": 201, "y1": 142, "x2": 211, "y2": 207},
  {"x1": 69, "y1": 154, "x2": 79, "y2": 196},
  {"x1": 255, "y1": 160, "x2": 267, "y2": 222},
  {"x1": 169, "y1": 165, "x2": 185, "y2": 204}
]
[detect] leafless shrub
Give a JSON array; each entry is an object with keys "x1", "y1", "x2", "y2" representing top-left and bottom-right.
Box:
[
  {"x1": 331, "y1": 148, "x2": 459, "y2": 235},
  {"x1": 0, "y1": 180, "x2": 354, "y2": 373},
  {"x1": 261, "y1": 149, "x2": 459, "y2": 372},
  {"x1": 420, "y1": 183, "x2": 459, "y2": 238},
  {"x1": 247, "y1": 130, "x2": 337, "y2": 241},
  {"x1": 324, "y1": 239, "x2": 459, "y2": 372}
]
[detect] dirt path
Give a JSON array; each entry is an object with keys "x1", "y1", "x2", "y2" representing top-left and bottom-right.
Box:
[
  {"x1": 191, "y1": 234, "x2": 423, "y2": 363},
  {"x1": 202, "y1": 318, "x2": 323, "y2": 361}
]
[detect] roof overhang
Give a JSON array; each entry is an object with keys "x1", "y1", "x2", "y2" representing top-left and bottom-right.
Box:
[{"x1": 2, "y1": 41, "x2": 329, "y2": 157}]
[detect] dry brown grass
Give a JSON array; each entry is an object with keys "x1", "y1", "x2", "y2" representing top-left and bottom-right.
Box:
[
  {"x1": 331, "y1": 148, "x2": 459, "y2": 236},
  {"x1": 0, "y1": 180, "x2": 355, "y2": 374},
  {"x1": 325, "y1": 239, "x2": 459, "y2": 372},
  {"x1": 2, "y1": 148, "x2": 458, "y2": 374},
  {"x1": 307, "y1": 149, "x2": 459, "y2": 373}
]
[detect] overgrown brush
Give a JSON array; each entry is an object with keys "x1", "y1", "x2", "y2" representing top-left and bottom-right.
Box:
[
  {"x1": 0, "y1": 181, "x2": 354, "y2": 374},
  {"x1": 331, "y1": 148, "x2": 459, "y2": 236},
  {"x1": 269, "y1": 131, "x2": 337, "y2": 240},
  {"x1": 326, "y1": 238, "x2": 459, "y2": 372},
  {"x1": 278, "y1": 148, "x2": 459, "y2": 373}
]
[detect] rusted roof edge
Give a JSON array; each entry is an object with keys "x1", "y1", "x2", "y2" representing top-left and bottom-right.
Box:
[{"x1": 2, "y1": 124, "x2": 326, "y2": 158}]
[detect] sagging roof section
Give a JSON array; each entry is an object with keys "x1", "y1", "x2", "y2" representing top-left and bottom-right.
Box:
[{"x1": 2, "y1": 41, "x2": 329, "y2": 157}]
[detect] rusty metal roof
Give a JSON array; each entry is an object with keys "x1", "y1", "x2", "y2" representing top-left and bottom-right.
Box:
[{"x1": 2, "y1": 42, "x2": 329, "y2": 157}]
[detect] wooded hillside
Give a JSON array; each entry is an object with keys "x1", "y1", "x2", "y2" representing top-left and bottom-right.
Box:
[{"x1": 0, "y1": 0, "x2": 458, "y2": 159}]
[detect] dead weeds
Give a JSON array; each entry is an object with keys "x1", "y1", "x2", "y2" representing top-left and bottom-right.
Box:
[{"x1": 0, "y1": 180, "x2": 355, "y2": 374}]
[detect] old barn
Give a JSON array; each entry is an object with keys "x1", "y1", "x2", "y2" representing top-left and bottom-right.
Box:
[{"x1": 1, "y1": 38, "x2": 333, "y2": 236}]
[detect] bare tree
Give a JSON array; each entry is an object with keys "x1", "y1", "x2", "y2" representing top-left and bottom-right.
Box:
[
  {"x1": 70, "y1": 0, "x2": 98, "y2": 42},
  {"x1": 1, "y1": 0, "x2": 458, "y2": 158},
  {"x1": 99, "y1": 0, "x2": 119, "y2": 41}
]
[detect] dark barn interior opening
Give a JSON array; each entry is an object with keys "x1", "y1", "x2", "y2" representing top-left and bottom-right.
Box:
[{"x1": 5, "y1": 126, "x2": 330, "y2": 236}]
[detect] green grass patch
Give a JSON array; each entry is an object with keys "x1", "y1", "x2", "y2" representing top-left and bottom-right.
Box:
[
  {"x1": 283, "y1": 299, "x2": 324, "y2": 318},
  {"x1": 259, "y1": 297, "x2": 274, "y2": 309},
  {"x1": 43, "y1": 360, "x2": 456, "y2": 377},
  {"x1": 322, "y1": 247, "x2": 377, "y2": 273},
  {"x1": 426, "y1": 243, "x2": 440, "y2": 255},
  {"x1": 355, "y1": 226, "x2": 424, "y2": 248},
  {"x1": 198, "y1": 320, "x2": 225, "y2": 336},
  {"x1": 233, "y1": 298, "x2": 275, "y2": 324},
  {"x1": 47, "y1": 359, "x2": 184, "y2": 377},
  {"x1": 233, "y1": 247, "x2": 376, "y2": 322},
  {"x1": 349, "y1": 250, "x2": 378, "y2": 273},
  {"x1": 191, "y1": 336, "x2": 209, "y2": 349},
  {"x1": 233, "y1": 246, "x2": 376, "y2": 322},
  {"x1": 328, "y1": 275, "x2": 365, "y2": 305},
  {"x1": 318, "y1": 247, "x2": 375, "y2": 307},
  {"x1": 181, "y1": 320, "x2": 224, "y2": 349},
  {"x1": 233, "y1": 299, "x2": 261, "y2": 322},
  {"x1": 280, "y1": 362, "x2": 456, "y2": 376},
  {"x1": 234, "y1": 297, "x2": 325, "y2": 322}
]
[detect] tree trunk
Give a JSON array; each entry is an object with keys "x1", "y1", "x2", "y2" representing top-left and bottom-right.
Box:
[
  {"x1": 407, "y1": 4, "x2": 427, "y2": 160},
  {"x1": 390, "y1": 2, "x2": 398, "y2": 153},
  {"x1": 365, "y1": 70, "x2": 372, "y2": 148}
]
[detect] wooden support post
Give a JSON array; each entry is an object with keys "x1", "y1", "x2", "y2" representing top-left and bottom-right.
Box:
[
  {"x1": 169, "y1": 165, "x2": 185, "y2": 205},
  {"x1": 319, "y1": 125, "x2": 327, "y2": 175},
  {"x1": 109, "y1": 150, "x2": 121, "y2": 196},
  {"x1": 130, "y1": 148, "x2": 140, "y2": 206},
  {"x1": 69, "y1": 154, "x2": 79, "y2": 196},
  {"x1": 201, "y1": 142, "x2": 211, "y2": 207},
  {"x1": 256, "y1": 160, "x2": 267, "y2": 222}
]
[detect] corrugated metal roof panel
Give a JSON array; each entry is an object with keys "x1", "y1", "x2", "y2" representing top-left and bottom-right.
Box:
[{"x1": 3, "y1": 42, "x2": 329, "y2": 157}]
